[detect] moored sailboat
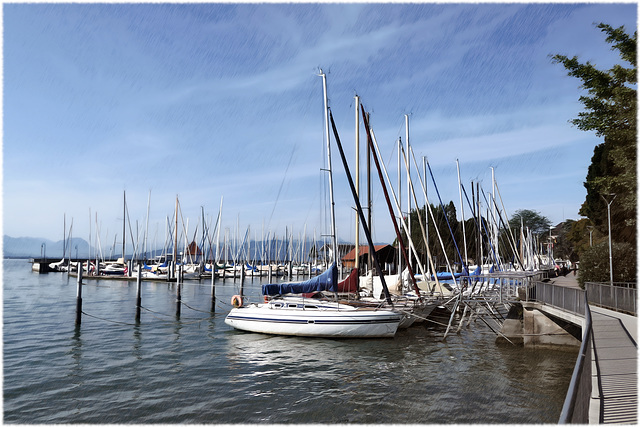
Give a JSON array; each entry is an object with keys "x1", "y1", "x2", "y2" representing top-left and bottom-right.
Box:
[
  {"x1": 224, "y1": 262, "x2": 402, "y2": 337},
  {"x1": 225, "y1": 71, "x2": 402, "y2": 338}
]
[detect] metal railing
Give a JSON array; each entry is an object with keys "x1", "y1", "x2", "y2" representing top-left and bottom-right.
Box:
[
  {"x1": 528, "y1": 281, "x2": 586, "y2": 315},
  {"x1": 558, "y1": 290, "x2": 592, "y2": 424},
  {"x1": 527, "y1": 282, "x2": 592, "y2": 423},
  {"x1": 585, "y1": 282, "x2": 636, "y2": 315}
]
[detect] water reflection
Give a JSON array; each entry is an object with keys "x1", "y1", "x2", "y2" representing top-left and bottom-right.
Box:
[{"x1": 67, "y1": 326, "x2": 84, "y2": 391}]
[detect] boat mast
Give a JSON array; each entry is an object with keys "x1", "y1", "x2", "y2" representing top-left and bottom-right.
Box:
[
  {"x1": 423, "y1": 156, "x2": 429, "y2": 276},
  {"x1": 366, "y1": 113, "x2": 372, "y2": 260},
  {"x1": 63, "y1": 213, "x2": 66, "y2": 263},
  {"x1": 362, "y1": 105, "x2": 422, "y2": 299},
  {"x1": 88, "y1": 207, "x2": 91, "y2": 267},
  {"x1": 122, "y1": 191, "x2": 126, "y2": 261},
  {"x1": 491, "y1": 167, "x2": 498, "y2": 266},
  {"x1": 456, "y1": 159, "x2": 468, "y2": 267},
  {"x1": 397, "y1": 136, "x2": 402, "y2": 277},
  {"x1": 319, "y1": 70, "x2": 338, "y2": 271},
  {"x1": 145, "y1": 190, "x2": 151, "y2": 261},
  {"x1": 329, "y1": 110, "x2": 394, "y2": 305},
  {"x1": 354, "y1": 94, "x2": 360, "y2": 273},
  {"x1": 174, "y1": 195, "x2": 178, "y2": 273},
  {"x1": 405, "y1": 114, "x2": 411, "y2": 281}
]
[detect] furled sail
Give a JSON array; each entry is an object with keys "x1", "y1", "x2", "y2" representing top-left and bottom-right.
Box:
[
  {"x1": 337, "y1": 268, "x2": 359, "y2": 293},
  {"x1": 262, "y1": 263, "x2": 338, "y2": 296}
]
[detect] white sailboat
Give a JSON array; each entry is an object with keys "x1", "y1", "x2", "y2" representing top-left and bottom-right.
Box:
[
  {"x1": 225, "y1": 262, "x2": 402, "y2": 338},
  {"x1": 224, "y1": 71, "x2": 402, "y2": 338}
]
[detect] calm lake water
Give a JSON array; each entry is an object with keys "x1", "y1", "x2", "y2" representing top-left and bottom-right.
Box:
[{"x1": 3, "y1": 258, "x2": 578, "y2": 423}]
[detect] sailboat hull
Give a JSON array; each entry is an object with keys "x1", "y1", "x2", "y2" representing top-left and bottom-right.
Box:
[{"x1": 225, "y1": 299, "x2": 401, "y2": 338}]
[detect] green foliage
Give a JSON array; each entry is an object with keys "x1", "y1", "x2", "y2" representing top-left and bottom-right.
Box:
[
  {"x1": 566, "y1": 218, "x2": 606, "y2": 258},
  {"x1": 577, "y1": 241, "x2": 637, "y2": 286},
  {"x1": 507, "y1": 209, "x2": 551, "y2": 236},
  {"x1": 551, "y1": 220, "x2": 578, "y2": 262},
  {"x1": 552, "y1": 23, "x2": 637, "y2": 247}
]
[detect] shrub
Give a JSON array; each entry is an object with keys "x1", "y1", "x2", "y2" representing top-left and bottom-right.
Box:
[{"x1": 578, "y1": 241, "x2": 637, "y2": 286}]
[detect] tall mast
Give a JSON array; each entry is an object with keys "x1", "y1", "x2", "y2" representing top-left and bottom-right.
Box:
[
  {"x1": 491, "y1": 167, "x2": 498, "y2": 265},
  {"x1": 405, "y1": 115, "x2": 411, "y2": 276},
  {"x1": 319, "y1": 70, "x2": 338, "y2": 269},
  {"x1": 63, "y1": 213, "x2": 66, "y2": 262},
  {"x1": 329, "y1": 110, "x2": 394, "y2": 305},
  {"x1": 145, "y1": 190, "x2": 151, "y2": 260},
  {"x1": 456, "y1": 159, "x2": 468, "y2": 267},
  {"x1": 423, "y1": 156, "x2": 429, "y2": 275},
  {"x1": 362, "y1": 105, "x2": 422, "y2": 298},
  {"x1": 174, "y1": 195, "x2": 178, "y2": 268},
  {"x1": 354, "y1": 94, "x2": 360, "y2": 272},
  {"x1": 88, "y1": 207, "x2": 91, "y2": 265},
  {"x1": 397, "y1": 136, "x2": 402, "y2": 277},
  {"x1": 122, "y1": 191, "x2": 126, "y2": 260}
]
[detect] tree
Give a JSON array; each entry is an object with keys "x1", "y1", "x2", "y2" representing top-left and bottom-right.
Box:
[
  {"x1": 507, "y1": 209, "x2": 551, "y2": 236},
  {"x1": 577, "y1": 241, "x2": 637, "y2": 286},
  {"x1": 552, "y1": 220, "x2": 579, "y2": 262},
  {"x1": 566, "y1": 218, "x2": 605, "y2": 258},
  {"x1": 552, "y1": 23, "x2": 637, "y2": 247}
]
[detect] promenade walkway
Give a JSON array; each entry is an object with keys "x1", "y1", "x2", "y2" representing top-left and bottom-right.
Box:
[
  {"x1": 548, "y1": 273, "x2": 637, "y2": 424},
  {"x1": 589, "y1": 306, "x2": 637, "y2": 424}
]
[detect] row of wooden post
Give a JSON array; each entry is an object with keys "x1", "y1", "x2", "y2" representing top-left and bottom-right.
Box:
[{"x1": 75, "y1": 261, "x2": 218, "y2": 326}]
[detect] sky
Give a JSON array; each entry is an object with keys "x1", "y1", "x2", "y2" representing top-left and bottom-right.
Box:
[{"x1": 2, "y1": 2, "x2": 638, "y2": 251}]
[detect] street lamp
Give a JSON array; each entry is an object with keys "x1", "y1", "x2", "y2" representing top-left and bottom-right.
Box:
[
  {"x1": 587, "y1": 226, "x2": 594, "y2": 247},
  {"x1": 601, "y1": 193, "x2": 616, "y2": 286}
]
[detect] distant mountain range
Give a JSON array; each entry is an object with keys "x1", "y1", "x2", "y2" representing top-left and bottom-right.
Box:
[
  {"x1": 3, "y1": 235, "x2": 92, "y2": 259},
  {"x1": 3, "y1": 235, "x2": 363, "y2": 260}
]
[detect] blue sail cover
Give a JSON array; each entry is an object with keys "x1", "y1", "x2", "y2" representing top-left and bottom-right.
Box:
[
  {"x1": 434, "y1": 265, "x2": 480, "y2": 280},
  {"x1": 262, "y1": 263, "x2": 338, "y2": 296}
]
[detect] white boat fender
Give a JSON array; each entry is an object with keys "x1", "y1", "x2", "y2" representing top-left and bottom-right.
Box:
[{"x1": 231, "y1": 295, "x2": 243, "y2": 308}]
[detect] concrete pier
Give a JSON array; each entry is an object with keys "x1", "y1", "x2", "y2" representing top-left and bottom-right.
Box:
[{"x1": 499, "y1": 274, "x2": 584, "y2": 347}]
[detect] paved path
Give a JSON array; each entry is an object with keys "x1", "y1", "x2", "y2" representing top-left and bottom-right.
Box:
[
  {"x1": 546, "y1": 274, "x2": 637, "y2": 423},
  {"x1": 589, "y1": 306, "x2": 637, "y2": 424},
  {"x1": 548, "y1": 272, "x2": 582, "y2": 289}
]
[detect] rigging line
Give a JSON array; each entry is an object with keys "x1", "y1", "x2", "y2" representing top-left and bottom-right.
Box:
[
  {"x1": 360, "y1": 105, "x2": 422, "y2": 299},
  {"x1": 479, "y1": 187, "x2": 512, "y2": 269},
  {"x1": 392, "y1": 308, "x2": 450, "y2": 327},
  {"x1": 369, "y1": 129, "x2": 428, "y2": 283},
  {"x1": 459, "y1": 183, "x2": 500, "y2": 268},
  {"x1": 330, "y1": 108, "x2": 394, "y2": 305},
  {"x1": 267, "y1": 144, "x2": 298, "y2": 232},
  {"x1": 425, "y1": 161, "x2": 467, "y2": 272},
  {"x1": 483, "y1": 185, "x2": 523, "y2": 269}
]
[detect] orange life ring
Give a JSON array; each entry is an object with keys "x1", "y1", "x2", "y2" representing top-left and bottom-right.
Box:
[
  {"x1": 231, "y1": 295, "x2": 243, "y2": 308},
  {"x1": 263, "y1": 295, "x2": 269, "y2": 303}
]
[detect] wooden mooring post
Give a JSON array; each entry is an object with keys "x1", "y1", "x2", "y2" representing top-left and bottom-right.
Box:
[
  {"x1": 75, "y1": 262, "x2": 83, "y2": 326},
  {"x1": 210, "y1": 263, "x2": 216, "y2": 312},
  {"x1": 135, "y1": 264, "x2": 142, "y2": 323},
  {"x1": 176, "y1": 265, "x2": 182, "y2": 318}
]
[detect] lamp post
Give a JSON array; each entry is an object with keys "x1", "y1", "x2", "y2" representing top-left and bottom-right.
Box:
[
  {"x1": 601, "y1": 194, "x2": 616, "y2": 286},
  {"x1": 587, "y1": 226, "x2": 594, "y2": 247}
]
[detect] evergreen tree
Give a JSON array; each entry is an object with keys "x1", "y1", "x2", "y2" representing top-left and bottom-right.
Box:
[{"x1": 552, "y1": 23, "x2": 637, "y2": 247}]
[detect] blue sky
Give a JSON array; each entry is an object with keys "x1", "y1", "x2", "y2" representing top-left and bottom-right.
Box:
[{"x1": 3, "y1": 2, "x2": 637, "y2": 249}]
